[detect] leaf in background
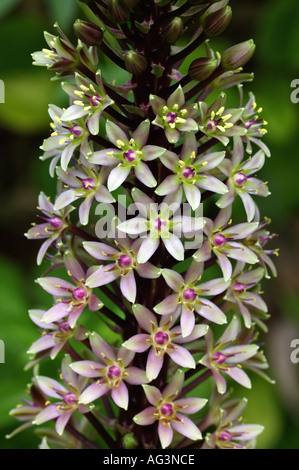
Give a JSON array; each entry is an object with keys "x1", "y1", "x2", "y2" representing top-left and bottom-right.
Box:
[{"x1": 0, "y1": 0, "x2": 22, "y2": 19}]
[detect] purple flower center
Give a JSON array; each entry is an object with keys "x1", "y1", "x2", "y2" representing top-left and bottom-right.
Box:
[
  {"x1": 123, "y1": 149, "x2": 136, "y2": 162},
  {"x1": 58, "y1": 321, "x2": 71, "y2": 333},
  {"x1": 118, "y1": 254, "x2": 132, "y2": 267},
  {"x1": 49, "y1": 216, "x2": 63, "y2": 229},
  {"x1": 70, "y1": 124, "x2": 84, "y2": 137},
  {"x1": 213, "y1": 233, "x2": 227, "y2": 247},
  {"x1": 233, "y1": 172, "x2": 247, "y2": 186},
  {"x1": 154, "y1": 331, "x2": 169, "y2": 346},
  {"x1": 206, "y1": 119, "x2": 218, "y2": 131},
  {"x1": 167, "y1": 111, "x2": 178, "y2": 124},
  {"x1": 107, "y1": 365, "x2": 121, "y2": 380},
  {"x1": 161, "y1": 403, "x2": 174, "y2": 417},
  {"x1": 89, "y1": 94, "x2": 102, "y2": 107},
  {"x1": 182, "y1": 166, "x2": 195, "y2": 179},
  {"x1": 183, "y1": 288, "x2": 197, "y2": 302},
  {"x1": 232, "y1": 281, "x2": 246, "y2": 293},
  {"x1": 79, "y1": 177, "x2": 95, "y2": 190},
  {"x1": 72, "y1": 287, "x2": 86, "y2": 301},
  {"x1": 213, "y1": 351, "x2": 227, "y2": 364},
  {"x1": 219, "y1": 430, "x2": 232, "y2": 442},
  {"x1": 154, "y1": 217, "x2": 166, "y2": 231},
  {"x1": 63, "y1": 392, "x2": 77, "y2": 405}
]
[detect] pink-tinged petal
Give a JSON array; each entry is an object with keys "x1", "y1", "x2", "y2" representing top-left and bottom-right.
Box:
[
  {"x1": 117, "y1": 217, "x2": 148, "y2": 235},
  {"x1": 171, "y1": 414, "x2": 202, "y2": 441},
  {"x1": 83, "y1": 241, "x2": 119, "y2": 260},
  {"x1": 183, "y1": 183, "x2": 201, "y2": 211},
  {"x1": 214, "y1": 206, "x2": 232, "y2": 231},
  {"x1": 108, "y1": 165, "x2": 131, "y2": 192},
  {"x1": 162, "y1": 233, "x2": 184, "y2": 261},
  {"x1": 61, "y1": 355, "x2": 78, "y2": 385},
  {"x1": 64, "y1": 251, "x2": 86, "y2": 281},
  {"x1": 132, "y1": 187, "x2": 155, "y2": 209},
  {"x1": 177, "y1": 117, "x2": 198, "y2": 132},
  {"x1": 175, "y1": 324, "x2": 209, "y2": 344},
  {"x1": 198, "y1": 278, "x2": 229, "y2": 296},
  {"x1": 33, "y1": 405, "x2": 60, "y2": 425},
  {"x1": 231, "y1": 136, "x2": 244, "y2": 167},
  {"x1": 174, "y1": 215, "x2": 205, "y2": 234},
  {"x1": 42, "y1": 302, "x2": 69, "y2": 323},
  {"x1": 196, "y1": 150, "x2": 226, "y2": 172},
  {"x1": 142, "y1": 145, "x2": 166, "y2": 161},
  {"x1": 122, "y1": 334, "x2": 150, "y2": 353},
  {"x1": 61, "y1": 104, "x2": 87, "y2": 121},
  {"x1": 213, "y1": 369, "x2": 227, "y2": 394},
  {"x1": 196, "y1": 298, "x2": 227, "y2": 325},
  {"x1": 155, "y1": 175, "x2": 180, "y2": 196},
  {"x1": 89, "y1": 294, "x2": 104, "y2": 312},
  {"x1": 236, "y1": 299, "x2": 252, "y2": 328},
  {"x1": 227, "y1": 242, "x2": 258, "y2": 264},
  {"x1": 88, "y1": 148, "x2": 119, "y2": 166},
  {"x1": 38, "y1": 191, "x2": 54, "y2": 213},
  {"x1": 159, "y1": 150, "x2": 178, "y2": 171},
  {"x1": 54, "y1": 189, "x2": 77, "y2": 211},
  {"x1": 136, "y1": 262, "x2": 161, "y2": 279},
  {"x1": 132, "y1": 304, "x2": 157, "y2": 332},
  {"x1": 216, "y1": 183, "x2": 236, "y2": 209},
  {"x1": 70, "y1": 360, "x2": 102, "y2": 378},
  {"x1": 180, "y1": 305, "x2": 195, "y2": 338},
  {"x1": 219, "y1": 316, "x2": 240, "y2": 344},
  {"x1": 106, "y1": 120, "x2": 128, "y2": 147},
  {"x1": 238, "y1": 190, "x2": 256, "y2": 222},
  {"x1": 241, "y1": 149, "x2": 265, "y2": 174},
  {"x1": 36, "y1": 375, "x2": 67, "y2": 399},
  {"x1": 95, "y1": 184, "x2": 116, "y2": 203},
  {"x1": 120, "y1": 270, "x2": 136, "y2": 302},
  {"x1": 132, "y1": 119, "x2": 150, "y2": 148},
  {"x1": 79, "y1": 381, "x2": 109, "y2": 404},
  {"x1": 111, "y1": 382, "x2": 129, "y2": 410},
  {"x1": 90, "y1": 332, "x2": 116, "y2": 361},
  {"x1": 149, "y1": 93, "x2": 166, "y2": 114},
  {"x1": 133, "y1": 406, "x2": 156, "y2": 425},
  {"x1": 125, "y1": 367, "x2": 149, "y2": 385},
  {"x1": 165, "y1": 126, "x2": 180, "y2": 144},
  {"x1": 61, "y1": 142, "x2": 81, "y2": 172},
  {"x1": 27, "y1": 335, "x2": 56, "y2": 354},
  {"x1": 214, "y1": 251, "x2": 232, "y2": 282},
  {"x1": 56, "y1": 411, "x2": 73, "y2": 436},
  {"x1": 223, "y1": 222, "x2": 259, "y2": 239},
  {"x1": 135, "y1": 161, "x2": 157, "y2": 188},
  {"x1": 154, "y1": 294, "x2": 179, "y2": 315},
  {"x1": 224, "y1": 344, "x2": 258, "y2": 363},
  {"x1": 193, "y1": 240, "x2": 211, "y2": 262},
  {"x1": 146, "y1": 347, "x2": 164, "y2": 381},
  {"x1": 241, "y1": 292, "x2": 268, "y2": 312},
  {"x1": 163, "y1": 369, "x2": 184, "y2": 398},
  {"x1": 37, "y1": 238, "x2": 54, "y2": 266},
  {"x1": 37, "y1": 277, "x2": 74, "y2": 296},
  {"x1": 229, "y1": 423, "x2": 264, "y2": 441},
  {"x1": 117, "y1": 346, "x2": 135, "y2": 366},
  {"x1": 68, "y1": 306, "x2": 85, "y2": 329},
  {"x1": 185, "y1": 260, "x2": 204, "y2": 284},
  {"x1": 162, "y1": 269, "x2": 184, "y2": 291},
  {"x1": 29, "y1": 309, "x2": 55, "y2": 329},
  {"x1": 158, "y1": 422, "x2": 173, "y2": 449},
  {"x1": 85, "y1": 265, "x2": 119, "y2": 288},
  {"x1": 137, "y1": 237, "x2": 160, "y2": 264},
  {"x1": 226, "y1": 367, "x2": 252, "y2": 389},
  {"x1": 168, "y1": 345, "x2": 195, "y2": 369},
  {"x1": 88, "y1": 109, "x2": 102, "y2": 135},
  {"x1": 142, "y1": 384, "x2": 162, "y2": 405},
  {"x1": 175, "y1": 398, "x2": 207, "y2": 415},
  {"x1": 197, "y1": 175, "x2": 228, "y2": 195}
]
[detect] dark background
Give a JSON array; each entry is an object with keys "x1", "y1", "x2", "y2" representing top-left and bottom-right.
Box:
[{"x1": 0, "y1": 0, "x2": 299, "y2": 449}]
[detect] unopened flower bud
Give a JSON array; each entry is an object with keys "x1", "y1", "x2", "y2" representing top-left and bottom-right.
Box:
[
  {"x1": 122, "y1": 432, "x2": 138, "y2": 449},
  {"x1": 73, "y1": 19, "x2": 103, "y2": 46},
  {"x1": 221, "y1": 39, "x2": 256, "y2": 71},
  {"x1": 188, "y1": 57, "x2": 219, "y2": 81},
  {"x1": 203, "y1": 6, "x2": 232, "y2": 36},
  {"x1": 108, "y1": 0, "x2": 130, "y2": 23},
  {"x1": 162, "y1": 17, "x2": 184, "y2": 44},
  {"x1": 125, "y1": 50, "x2": 147, "y2": 75}
]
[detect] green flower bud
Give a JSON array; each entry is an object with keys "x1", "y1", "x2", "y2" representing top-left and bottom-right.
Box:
[
  {"x1": 122, "y1": 433, "x2": 138, "y2": 449},
  {"x1": 73, "y1": 19, "x2": 103, "y2": 46},
  {"x1": 188, "y1": 57, "x2": 219, "y2": 81},
  {"x1": 108, "y1": 0, "x2": 130, "y2": 23},
  {"x1": 125, "y1": 50, "x2": 147, "y2": 75},
  {"x1": 221, "y1": 39, "x2": 256, "y2": 70},
  {"x1": 162, "y1": 17, "x2": 184, "y2": 44},
  {"x1": 203, "y1": 6, "x2": 232, "y2": 36}
]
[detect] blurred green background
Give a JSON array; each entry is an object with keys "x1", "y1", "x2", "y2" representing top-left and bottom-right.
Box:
[{"x1": 0, "y1": 0, "x2": 299, "y2": 449}]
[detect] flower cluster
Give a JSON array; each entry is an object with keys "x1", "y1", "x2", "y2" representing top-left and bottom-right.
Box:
[{"x1": 10, "y1": 0, "x2": 277, "y2": 450}]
